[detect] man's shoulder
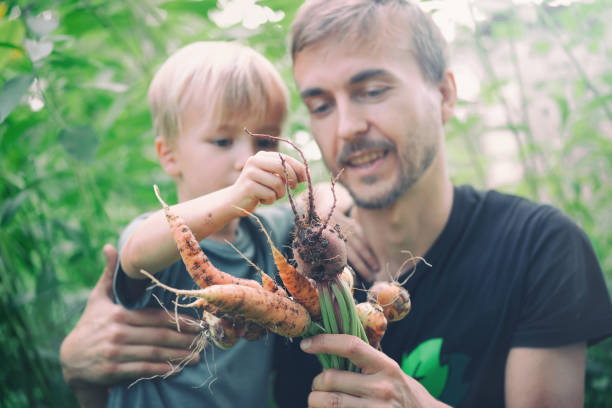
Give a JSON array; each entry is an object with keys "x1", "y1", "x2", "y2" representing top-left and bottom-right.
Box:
[{"x1": 456, "y1": 184, "x2": 572, "y2": 230}]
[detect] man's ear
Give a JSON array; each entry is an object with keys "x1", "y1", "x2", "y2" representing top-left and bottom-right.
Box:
[
  {"x1": 439, "y1": 71, "x2": 457, "y2": 124},
  {"x1": 155, "y1": 136, "x2": 181, "y2": 178}
]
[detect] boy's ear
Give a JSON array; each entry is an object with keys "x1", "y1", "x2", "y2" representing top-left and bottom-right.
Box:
[
  {"x1": 155, "y1": 136, "x2": 181, "y2": 178},
  {"x1": 439, "y1": 71, "x2": 457, "y2": 124}
]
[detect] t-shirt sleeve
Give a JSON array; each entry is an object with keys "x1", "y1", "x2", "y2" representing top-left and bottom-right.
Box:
[
  {"x1": 511, "y1": 207, "x2": 612, "y2": 347},
  {"x1": 254, "y1": 203, "x2": 295, "y2": 248},
  {"x1": 113, "y1": 212, "x2": 155, "y2": 310}
]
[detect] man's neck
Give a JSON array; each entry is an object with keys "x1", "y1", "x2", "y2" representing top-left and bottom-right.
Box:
[{"x1": 353, "y1": 154, "x2": 454, "y2": 280}]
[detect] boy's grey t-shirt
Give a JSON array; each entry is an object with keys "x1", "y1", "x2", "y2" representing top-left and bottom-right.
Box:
[{"x1": 108, "y1": 205, "x2": 295, "y2": 408}]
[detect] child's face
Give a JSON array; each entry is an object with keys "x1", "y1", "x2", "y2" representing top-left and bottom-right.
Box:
[{"x1": 171, "y1": 102, "x2": 284, "y2": 202}]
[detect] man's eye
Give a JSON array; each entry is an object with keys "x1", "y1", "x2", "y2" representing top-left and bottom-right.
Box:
[
  {"x1": 358, "y1": 86, "x2": 389, "y2": 100},
  {"x1": 309, "y1": 102, "x2": 331, "y2": 115},
  {"x1": 211, "y1": 139, "x2": 233, "y2": 147}
]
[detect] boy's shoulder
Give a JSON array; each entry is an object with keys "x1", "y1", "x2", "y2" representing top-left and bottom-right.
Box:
[
  {"x1": 118, "y1": 211, "x2": 154, "y2": 252},
  {"x1": 248, "y1": 204, "x2": 295, "y2": 247}
]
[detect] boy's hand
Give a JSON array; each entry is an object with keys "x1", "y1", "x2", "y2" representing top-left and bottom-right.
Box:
[
  {"x1": 60, "y1": 245, "x2": 200, "y2": 390},
  {"x1": 231, "y1": 151, "x2": 307, "y2": 213}
]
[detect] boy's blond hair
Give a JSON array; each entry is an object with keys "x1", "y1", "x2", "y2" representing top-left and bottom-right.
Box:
[{"x1": 148, "y1": 41, "x2": 289, "y2": 143}]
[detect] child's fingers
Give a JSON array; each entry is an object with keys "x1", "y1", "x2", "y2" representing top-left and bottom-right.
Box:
[
  {"x1": 242, "y1": 167, "x2": 288, "y2": 202},
  {"x1": 279, "y1": 154, "x2": 307, "y2": 185},
  {"x1": 246, "y1": 152, "x2": 302, "y2": 191}
]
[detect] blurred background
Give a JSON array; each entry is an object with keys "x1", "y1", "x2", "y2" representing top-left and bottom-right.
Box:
[{"x1": 1, "y1": 0, "x2": 610, "y2": 406}]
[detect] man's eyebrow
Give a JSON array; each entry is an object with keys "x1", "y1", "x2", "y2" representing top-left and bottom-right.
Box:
[
  {"x1": 349, "y1": 69, "x2": 390, "y2": 85},
  {"x1": 300, "y1": 69, "x2": 390, "y2": 99},
  {"x1": 300, "y1": 88, "x2": 324, "y2": 99}
]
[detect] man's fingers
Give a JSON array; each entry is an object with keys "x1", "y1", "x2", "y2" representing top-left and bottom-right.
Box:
[
  {"x1": 93, "y1": 244, "x2": 118, "y2": 299},
  {"x1": 110, "y1": 324, "x2": 200, "y2": 348},
  {"x1": 120, "y1": 307, "x2": 201, "y2": 333},
  {"x1": 346, "y1": 239, "x2": 379, "y2": 282},
  {"x1": 347, "y1": 254, "x2": 373, "y2": 283},
  {"x1": 301, "y1": 334, "x2": 391, "y2": 373},
  {"x1": 106, "y1": 344, "x2": 200, "y2": 364},
  {"x1": 308, "y1": 390, "x2": 368, "y2": 408},
  {"x1": 343, "y1": 222, "x2": 379, "y2": 271},
  {"x1": 311, "y1": 369, "x2": 368, "y2": 396}
]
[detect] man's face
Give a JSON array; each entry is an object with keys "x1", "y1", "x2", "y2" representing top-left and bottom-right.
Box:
[{"x1": 293, "y1": 39, "x2": 446, "y2": 209}]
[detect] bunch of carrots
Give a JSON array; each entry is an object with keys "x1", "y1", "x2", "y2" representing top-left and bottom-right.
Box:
[{"x1": 142, "y1": 131, "x2": 413, "y2": 372}]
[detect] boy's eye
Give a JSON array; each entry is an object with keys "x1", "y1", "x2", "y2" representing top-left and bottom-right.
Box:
[
  {"x1": 211, "y1": 138, "x2": 233, "y2": 147},
  {"x1": 255, "y1": 138, "x2": 279, "y2": 150}
]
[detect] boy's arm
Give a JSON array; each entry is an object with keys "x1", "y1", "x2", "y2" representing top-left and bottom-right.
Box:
[{"x1": 121, "y1": 151, "x2": 306, "y2": 279}]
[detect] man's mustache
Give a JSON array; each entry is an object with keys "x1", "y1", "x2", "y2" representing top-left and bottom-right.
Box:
[{"x1": 336, "y1": 139, "x2": 396, "y2": 165}]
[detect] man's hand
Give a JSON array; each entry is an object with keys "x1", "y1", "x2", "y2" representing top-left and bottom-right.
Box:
[
  {"x1": 300, "y1": 334, "x2": 450, "y2": 408},
  {"x1": 60, "y1": 245, "x2": 200, "y2": 405}
]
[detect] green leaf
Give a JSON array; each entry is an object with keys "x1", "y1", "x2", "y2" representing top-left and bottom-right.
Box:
[
  {"x1": 401, "y1": 338, "x2": 449, "y2": 398},
  {"x1": 1, "y1": 190, "x2": 28, "y2": 226},
  {"x1": 159, "y1": 0, "x2": 217, "y2": 16},
  {"x1": 554, "y1": 94, "x2": 570, "y2": 127},
  {"x1": 0, "y1": 74, "x2": 35, "y2": 123},
  {"x1": 0, "y1": 19, "x2": 26, "y2": 70},
  {"x1": 58, "y1": 125, "x2": 99, "y2": 161}
]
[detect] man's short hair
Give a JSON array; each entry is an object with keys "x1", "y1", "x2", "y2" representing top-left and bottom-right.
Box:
[
  {"x1": 148, "y1": 41, "x2": 288, "y2": 143},
  {"x1": 290, "y1": 0, "x2": 449, "y2": 84}
]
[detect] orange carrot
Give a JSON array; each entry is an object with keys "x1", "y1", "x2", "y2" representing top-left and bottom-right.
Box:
[
  {"x1": 142, "y1": 269, "x2": 311, "y2": 338},
  {"x1": 260, "y1": 271, "x2": 288, "y2": 297},
  {"x1": 368, "y1": 281, "x2": 412, "y2": 322},
  {"x1": 237, "y1": 207, "x2": 321, "y2": 320},
  {"x1": 154, "y1": 185, "x2": 261, "y2": 290},
  {"x1": 225, "y1": 238, "x2": 287, "y2": 297},
  {"x1": 356, "y1": 301, "x2": 387, "y2": 350},
  {"x1": 242, "y1": 321, "x2": 267, "y2": 341}
]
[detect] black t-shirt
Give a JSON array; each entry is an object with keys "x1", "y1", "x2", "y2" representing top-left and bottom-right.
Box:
[{"x1": 273, "y1": 185, "x2": 612, "y2": 407}]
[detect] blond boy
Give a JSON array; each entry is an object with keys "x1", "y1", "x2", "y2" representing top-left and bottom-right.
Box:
[{"x1": 108, "y1": 41, "x2": 306, "y2": 408}]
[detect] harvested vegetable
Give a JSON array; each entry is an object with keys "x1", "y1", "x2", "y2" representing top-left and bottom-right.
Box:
[
  {"x1": 356, "y1": 301, "x2": 387, "y2": 350},
  {"x1": 154, "y1": 184, "x2": 261, "y2": 290},
  {"x1": 237, "y1": 207, "x2": 321, "y2": 320},
  {"x1": 247, "y1": 130, "x2": 368, "y2": 372},
  {"x1": 142, "y1": 270, "x2": 317, "y2": 338},
  {"x1": 368, "y1": 281, "x2": 412, "y2": 322}
]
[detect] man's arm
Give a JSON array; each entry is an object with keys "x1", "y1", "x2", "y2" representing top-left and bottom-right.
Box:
[
  {"x1": 60, "y1": 245, "x2": 200, "y2": 407},
  {"x1": 505, "y1": 343, "x2": 586, "y2": 408}
]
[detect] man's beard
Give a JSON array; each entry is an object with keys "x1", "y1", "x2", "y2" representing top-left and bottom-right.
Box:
[{"x1": 348, "y1": 142, "x2": 437, "y2": 209}]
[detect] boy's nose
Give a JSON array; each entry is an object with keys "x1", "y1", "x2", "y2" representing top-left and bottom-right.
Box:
[{"x1": 233, "y1": 141, "x2": 255, "y2": 171}]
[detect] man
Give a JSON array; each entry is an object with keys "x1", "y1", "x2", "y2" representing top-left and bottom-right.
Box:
[{"x1": 273, "y1": 0, "x2": 612, "y2": 407}]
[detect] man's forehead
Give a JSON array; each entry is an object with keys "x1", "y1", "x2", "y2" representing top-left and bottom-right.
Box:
[{"x1": 293, "y1": 39, "x2": 413, "y2": 91}]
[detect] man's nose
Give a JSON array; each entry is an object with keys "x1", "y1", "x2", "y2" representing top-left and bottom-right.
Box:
[{"x1": 336, "y1": 100, "x2": 368, "y2": 141}]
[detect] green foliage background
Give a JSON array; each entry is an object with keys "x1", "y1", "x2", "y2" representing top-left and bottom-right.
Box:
[{"x1": 0, "y1": 0, "x2": 610, "y2": 406}]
